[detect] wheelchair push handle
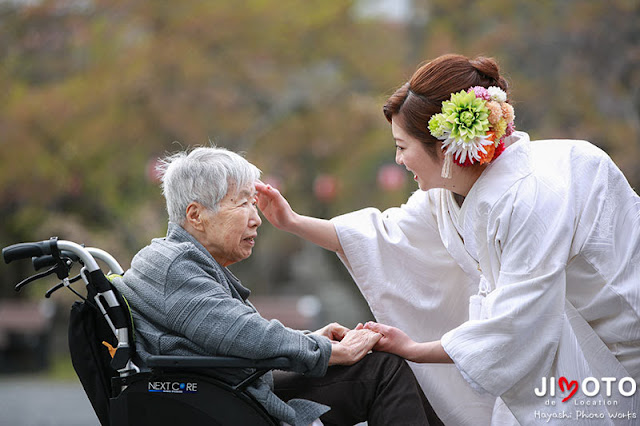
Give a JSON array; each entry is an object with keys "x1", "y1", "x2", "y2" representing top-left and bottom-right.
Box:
[
  {"x1": 3, "y1": 238, "x2": 101, "y2": 272},
  {"x1": 3, "y1": 240, "x2": 53, "y2": 264},
  {"x1": 3, "y1": 238, "x2": 107, "y2": 296}
]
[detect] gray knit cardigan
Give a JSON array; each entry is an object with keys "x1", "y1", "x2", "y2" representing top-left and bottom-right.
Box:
[{"x1": 112, "y1": 222, "x2": 332, "y2": 425}]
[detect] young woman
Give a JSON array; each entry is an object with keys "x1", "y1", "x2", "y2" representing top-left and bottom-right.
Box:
[{"x1": 256, "y1": 54, "x2": 640, "y2": 425}]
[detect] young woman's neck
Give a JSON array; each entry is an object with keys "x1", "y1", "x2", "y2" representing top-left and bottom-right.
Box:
[{"x1": 444, "y1": 164, "x2": 486, "y2": 197}]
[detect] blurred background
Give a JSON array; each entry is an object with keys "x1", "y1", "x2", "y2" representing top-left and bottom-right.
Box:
[{"x1": 0, "y1": 0, "x2": 638, "y2": 424}]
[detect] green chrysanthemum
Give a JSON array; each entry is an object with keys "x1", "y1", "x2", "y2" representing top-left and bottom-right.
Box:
[
  {"x1": 441, "y1": 90, "x2": 490, "y2": 143},
  {"x1": 428, "y1": 113, "x2": 450, "y2": 139}
]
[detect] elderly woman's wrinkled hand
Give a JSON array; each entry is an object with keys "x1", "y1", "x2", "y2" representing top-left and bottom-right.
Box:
[
  {"x1": 313, "y1": 322, "x2": 350, "y2": 342},
  {"x1": 327, "y1": 328, "x2": 381, "y2": 366}
]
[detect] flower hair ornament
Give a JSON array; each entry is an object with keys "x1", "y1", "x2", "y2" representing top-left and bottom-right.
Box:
[{"x1": 428, "y1": 86, "x2": 515, "y2": 178}]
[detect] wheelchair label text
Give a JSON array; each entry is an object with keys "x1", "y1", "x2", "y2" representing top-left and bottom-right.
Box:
[{"x1": 148, "y1": 381, "x2": 198, "y2": 393}]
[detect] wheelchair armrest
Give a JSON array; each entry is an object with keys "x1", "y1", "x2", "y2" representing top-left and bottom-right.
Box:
[{"x1": 146, "y1": 355, "x2": 292, "y2": 370}]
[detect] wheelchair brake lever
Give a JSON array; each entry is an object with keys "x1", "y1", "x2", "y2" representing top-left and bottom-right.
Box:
[
  {"x1": 44, "y1": 282, "x2": 65, "y2": 298},
  {"x1": 45, "y1": 274, "x2": 82, "y2": 298},
  {"x1": 15, "y1": 266, "x2": 59, "y2": 292}
]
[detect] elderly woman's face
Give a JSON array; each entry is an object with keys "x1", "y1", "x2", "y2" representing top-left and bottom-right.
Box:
[{"x1": 200, "y1": 183, "x2": 261, "y2": 267}]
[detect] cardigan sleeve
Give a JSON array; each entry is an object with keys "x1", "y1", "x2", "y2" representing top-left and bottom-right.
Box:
[{"x1": 163, "y1": 252, "x2": 332, "y2": 377}]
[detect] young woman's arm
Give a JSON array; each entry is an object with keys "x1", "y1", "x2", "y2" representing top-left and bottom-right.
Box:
[
  {"x1": 361, "y1": 322, "x2": 453, "y2": 364},
  {"x1": 256, "y1": 182, "x2": 343, "y2": 255}
]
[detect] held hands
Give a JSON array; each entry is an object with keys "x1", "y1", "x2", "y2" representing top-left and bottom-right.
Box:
[
  {"x1": 313, "y1": 322, "x2": 350, "y2": 342},
  {"x1": 358, "y1": 322, "x2": 453, "y2": 364},
  {"x1": 318, "y1": 321, "x2": 452, "y2": 365},
  {"x1": 357, "y1": 322, "x2": 417, "y2": 360},
  {"x1": 327, "y1": 328, "x2": 382, "y2": 366}
]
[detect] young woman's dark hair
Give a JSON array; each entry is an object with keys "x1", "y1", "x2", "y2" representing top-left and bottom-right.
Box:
[{"x1": 383, "y1": 54, "x2": 509, "y2": 160}]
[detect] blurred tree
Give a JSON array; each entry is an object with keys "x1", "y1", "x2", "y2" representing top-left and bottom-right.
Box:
[
  {"x1": 0, "y1": 0, "x2": 638, "y2": 303},
  {"x1": 419, "y1": 0, "x2": 640, "y2": 183},
  {"x1": 0, "y1": 0, "x2": 410, "y2": 300}
]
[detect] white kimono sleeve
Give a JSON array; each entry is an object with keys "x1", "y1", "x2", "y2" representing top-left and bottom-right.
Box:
[{"x1": 331, "y1": 190, "x2": 497, "y2": 426}]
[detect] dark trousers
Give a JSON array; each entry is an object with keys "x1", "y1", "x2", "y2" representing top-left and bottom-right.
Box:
[{"x1": 273, "y1": 352, "x2": 443, "y2": 426}]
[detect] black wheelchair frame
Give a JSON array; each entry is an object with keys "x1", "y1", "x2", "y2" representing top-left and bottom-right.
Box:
[{"x1": 3, "y1": 237, "x2": 290, "y2": 426}]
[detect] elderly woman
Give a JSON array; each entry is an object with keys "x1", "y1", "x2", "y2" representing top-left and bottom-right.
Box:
[{"x1": 113, "y1": 147, "x2": 440, "y2": 426}]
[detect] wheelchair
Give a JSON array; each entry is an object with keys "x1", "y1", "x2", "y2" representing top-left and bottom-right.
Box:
[{"x1": 3, "y1": 237, "x2": 290, "y2": 426}]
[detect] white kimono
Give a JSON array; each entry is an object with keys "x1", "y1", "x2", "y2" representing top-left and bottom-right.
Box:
[{"x1": 331, "y1": 132, "x2": 640, "y2": 425}]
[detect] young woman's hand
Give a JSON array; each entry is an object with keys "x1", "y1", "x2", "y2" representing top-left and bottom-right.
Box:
[
  {"x1": 360, "y1": 322, "x2": 416, "y2": 358},
  {"x1": 255, "y1": 181, "x2": 296, "y2": 230},
  {"x1": 255, "y1": 180, "x2": 343, "y2": 254},
  {"x1": 360, "y1": 322, "x2": 453, "y2": 364}
]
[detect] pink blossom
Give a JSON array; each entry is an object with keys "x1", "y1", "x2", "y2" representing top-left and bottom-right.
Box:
[
  {"x1": 468, "y1": 86, "x2": 491, "y2": 101},
  {"x1": 505, "y1": 121, "x2": 516, "y2": 136}
]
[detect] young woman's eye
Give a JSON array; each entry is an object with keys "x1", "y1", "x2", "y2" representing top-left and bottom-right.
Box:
[{"x1": 396, "y1": 145, "x2": 404, "y2": 151}]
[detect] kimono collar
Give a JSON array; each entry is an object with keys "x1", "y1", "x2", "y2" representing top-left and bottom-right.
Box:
[{"x1": 461, "y1": 131, "x2": 533, "y2": 215}]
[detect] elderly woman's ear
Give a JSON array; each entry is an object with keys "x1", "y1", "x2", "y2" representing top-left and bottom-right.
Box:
[{"x1": 184, "y1": 202, "x2": 206, "y2": 232}]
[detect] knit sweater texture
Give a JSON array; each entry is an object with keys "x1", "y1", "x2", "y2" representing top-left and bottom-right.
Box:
[{"x1": 112, "y1": 222, "x2": 332, "y2": 425}]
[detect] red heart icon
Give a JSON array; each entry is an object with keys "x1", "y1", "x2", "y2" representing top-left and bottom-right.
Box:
[{"x1": 558, "y1": 376, "x2": 578, "y2": 402}]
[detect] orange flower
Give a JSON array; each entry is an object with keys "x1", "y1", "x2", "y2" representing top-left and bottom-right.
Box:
[{"x1": 478, "y1": 132, "x2": 497, "y2": 164}]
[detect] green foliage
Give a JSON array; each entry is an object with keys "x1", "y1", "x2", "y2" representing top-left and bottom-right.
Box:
[{"x1": 0, "y1": 0, "x2": 638, "y2": 298}]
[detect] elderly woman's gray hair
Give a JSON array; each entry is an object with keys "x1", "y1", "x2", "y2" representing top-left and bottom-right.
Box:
[{"x1": 157, "y1": 146, "x2": 261, "y2": 224}]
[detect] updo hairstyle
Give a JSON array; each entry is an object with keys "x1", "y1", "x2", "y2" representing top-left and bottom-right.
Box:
[{"x1": 383, "y1": 54, "x2": 509, "y2": 160}]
